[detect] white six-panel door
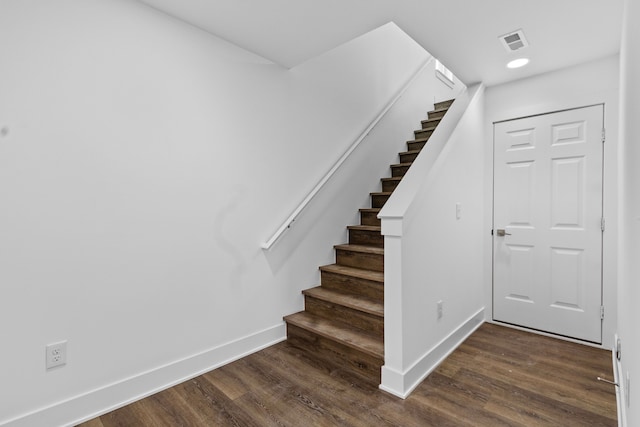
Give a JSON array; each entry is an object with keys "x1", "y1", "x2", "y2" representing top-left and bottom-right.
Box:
[{"x1": 493, "y1": 105, "x2": 604, "y2": 343}]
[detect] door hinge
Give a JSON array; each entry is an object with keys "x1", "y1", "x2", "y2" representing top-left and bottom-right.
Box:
[
  {"x1": 600, "y1": 306, "x2": 605, "y2": 320},
  {"x1": 602, "y1": 128, "x2": 606, "y2": 143},
  {"x1": 601, "y1": 217, "x2": 606, "y2": 232}
]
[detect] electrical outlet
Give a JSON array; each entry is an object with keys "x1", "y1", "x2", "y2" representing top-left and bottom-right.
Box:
[
  {"x1": 437, "y1": 300, "x2": 443, "y2": 319},
  {"x1": 46, "y1": 341, "x2": 67, "y2": 370}
]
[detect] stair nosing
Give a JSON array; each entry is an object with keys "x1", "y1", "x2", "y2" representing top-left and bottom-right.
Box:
[
  {"x1": 370, "y1": 191, "x2": 392, "y2": 196},
  {"x1": 284, "y1": 312, "x2": 384, "y2": 359},
  {"x1": 359, "y1": 207, "x2": 381, "y2": 212},
  {"x1": 381, "y1": 177, "x2": 402, "y2": 182},
  {"x1": 347, "y1": 225, "x2": 381, "y2": 231},
  {"x1": 391, "y1": 162, "x2": 413, "y2": 168}
]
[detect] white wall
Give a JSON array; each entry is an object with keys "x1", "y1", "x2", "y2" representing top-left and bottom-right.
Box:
[
  {"x1": 379, "y1": 84, "x2": 485, "y2": 397},
  {"x1": 484, "y1": 55, "x2": 620, "y2": 349},
  {"x1": 617, "y1": 0, "x2": 640, "y2": 423},
  {"x1": 0, "y1": 1, "x2": 438, "y2": 424}
]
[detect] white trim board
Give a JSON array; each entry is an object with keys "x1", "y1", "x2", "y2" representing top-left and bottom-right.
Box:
[
  {"x1": 1, "y1": 324, "x2": 286, "y2": 427},
  {"x1": 380, "y1": 308, "x2": 485, "y2": 399}
]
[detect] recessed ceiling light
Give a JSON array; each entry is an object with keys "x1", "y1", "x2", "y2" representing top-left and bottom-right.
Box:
[{"x1": 507, "y1": 58, "x2": 530, "y2": 69}]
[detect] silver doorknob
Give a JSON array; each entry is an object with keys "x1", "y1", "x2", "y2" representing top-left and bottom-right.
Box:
[{"x1": 496, "y1": 229, "x2": 512, "y2": 236}]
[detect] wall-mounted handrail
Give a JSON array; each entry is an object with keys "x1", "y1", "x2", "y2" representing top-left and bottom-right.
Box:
[{"x1": 261, "y1": 56, "x2": 434, "y2": 250}]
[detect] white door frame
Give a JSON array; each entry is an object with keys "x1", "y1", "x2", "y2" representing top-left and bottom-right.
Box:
[{"x1": 491, "y1": 103, "x2": 605, "y2": 344}]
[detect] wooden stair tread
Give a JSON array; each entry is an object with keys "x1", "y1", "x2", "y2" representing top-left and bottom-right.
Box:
[
  {"x1": 407, "y1": 136, "x2": 430, "y2": 144},
  {"x1": 303, "y1": 286, "x2": 383, "y2": 317},
  {"x1": 359, "y1": 208, "x2": 381, "y2": 212},
  {"x1": 381, "y1": 177, "x2": 402, "y2": 182},
  {"x1": 370, "y1": 191, "x2": 392, "y2": 196},
  {"x1": 435, "y1": 98, "x2": 455, "y2": 106},
  {"x1": 319, "y1": 264, "x2": 384, "y2": 283},
  {"x1": 334, "y1": 243, "x2": 384, "y2": 255},
  {"x1": 347, "y1": 225, "x2": 381, "y2": 232},
  {"x1": 391, "y1": 162, "x2": 413, "y2": 168},
  {"x1": 399, "y1": 149, "x2": 421, "y2": 156},
  {"x1": 284, "y1": 312, "x2": 383, "y2": 359},
  {"x1": 429, "y1": 106, "x2": 450, "y2": 114}
]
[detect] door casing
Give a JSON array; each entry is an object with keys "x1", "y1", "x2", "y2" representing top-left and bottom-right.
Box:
[{"x1": 491, "y1": 104, "x2": 605, "y2": 344}]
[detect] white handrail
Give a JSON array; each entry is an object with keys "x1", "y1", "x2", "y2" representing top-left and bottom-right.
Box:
[{"x1": 261, "y1": 56, "x2": 434, "y2": 250}]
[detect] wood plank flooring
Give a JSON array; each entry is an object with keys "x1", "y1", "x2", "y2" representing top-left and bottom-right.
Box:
[{"x1": 77, "y1": 323, "x2": 617, "y2": 426}]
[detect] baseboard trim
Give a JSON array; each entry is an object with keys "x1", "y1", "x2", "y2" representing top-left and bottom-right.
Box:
[
  {"x1": 380, "y1": 308, "x2": 485, "y2": 399},
  {"x1": 2, "y1": 323, "x2": 286, "y2": 427}
]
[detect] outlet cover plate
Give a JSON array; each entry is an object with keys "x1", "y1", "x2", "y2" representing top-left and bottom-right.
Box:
[{"x1": 46, "y1": 341, "x2": 67, "y2": 369}]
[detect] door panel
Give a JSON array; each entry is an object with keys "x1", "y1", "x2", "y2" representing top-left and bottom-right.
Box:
[
  {"x1": 505, "y1": 244, "x2": 535, "y2": 301},
  {"x1": 507, "y1": 161, "x2": 535, "y2": 225},
  {"x1": 493, "y1": 105, "x2": 603, "y2": 343},
  {"x1": 551, "y1": 156, "x2": 584, "y2": 228},
  {"x1": 550, "y1": 247, "x2": 584, "y2": 309}
]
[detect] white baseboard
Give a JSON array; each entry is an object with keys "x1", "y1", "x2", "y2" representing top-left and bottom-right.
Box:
[
  {"x1": 380, "y1": 308, "x2": 485, "y2": 399},
  {"x1": 2, "y1": 323, "x2": 286, "y2": 427}
]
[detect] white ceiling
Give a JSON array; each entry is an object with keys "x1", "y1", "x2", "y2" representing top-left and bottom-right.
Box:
[{"x1": 138, "y1": 0, "x2": 624, "y2": 86}]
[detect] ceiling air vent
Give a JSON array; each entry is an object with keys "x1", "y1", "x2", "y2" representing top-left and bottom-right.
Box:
[{"x1": 499, "y1": 29, "x2": 529, "y2": 52}]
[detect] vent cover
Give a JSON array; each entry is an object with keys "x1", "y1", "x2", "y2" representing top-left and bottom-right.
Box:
[{"x1": 499, "y1": 29, "x2": 529, "y2": 52}]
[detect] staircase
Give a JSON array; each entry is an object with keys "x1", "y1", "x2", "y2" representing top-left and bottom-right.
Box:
[{"x1": 284, "y1": 99, "x2": 455, "y2": 386}]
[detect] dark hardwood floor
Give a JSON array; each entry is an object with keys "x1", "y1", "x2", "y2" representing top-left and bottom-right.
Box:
[{"x1": 78, "y1": 323, "x2": 617, "y2": 426}]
